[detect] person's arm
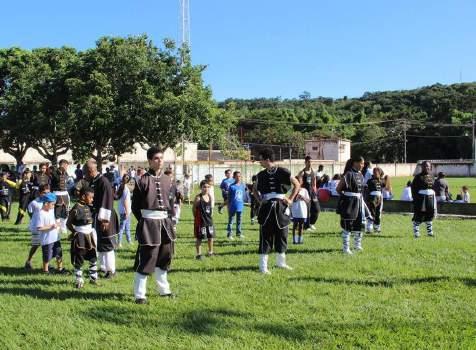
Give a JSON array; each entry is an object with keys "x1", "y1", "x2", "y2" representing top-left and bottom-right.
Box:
[
  {"x1": 131, "y1": 180, "x2": 142, "y2": 221},
  {"x1": 66, "y1": 209, "x2": 75, "y2": 233},
  {"x1": 192, "y1": 195, "x2": 200, "y2": 216},
  {"x1": 37, "y1": 214, "x2": 58, "y2": 232},
  {"x1": 286, "y1": 177, "x2": 300, "y2": 205},
  {"x1": 336, "y1": 173, "x2": 347, "y2": 194},
  {"x1": 124, "y1": 190, "x2": 131, "y2": 217}
]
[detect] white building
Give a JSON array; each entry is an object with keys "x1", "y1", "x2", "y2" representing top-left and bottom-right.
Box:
[{"x1": 304, "y1": 138, "x2": 351, "y2": 162}]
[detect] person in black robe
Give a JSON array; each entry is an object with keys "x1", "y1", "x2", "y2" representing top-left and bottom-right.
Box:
[
  {"x1": 32, "y1": 163, "x2": 51, "y2": 199},
  {"x1": 252, "y1": 148, "x2": 300, "y2": 274},
  {"x1": 298, "y1": 156, "x2": 320, "y2": 231},
  {"x1": 365, "y1": 167, "x2": 384, "y2": 233},
  {"x1": 411, "y1": 161, "x2": 436, "y2": 237},
  {"x1": 336, "y1": 156, "x2": 365, "y2": 254},
  {"x1": 51, "y1": 159, "x2": 70, "y2": 234},
  {"x1": 84, "y1": 159, "x2": 119, "y2": 278},
  {"x1": 14, "y1": 169, "x2": 34, "y2": 225},
  {"x1": 66, "y1": 187, "x2": 98, "y2": 288},
  {"x1": 132, "y1": 146, "x2": 177, "y2": 303}
]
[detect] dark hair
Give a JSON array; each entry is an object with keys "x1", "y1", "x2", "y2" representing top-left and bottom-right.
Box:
[
  {"x1": 406, "y1": 181, "x2": 412, "y2": 187},
  {"x1": 251, "y1": 175, "x2": 257, "y2": 182},
  {"x1": 352, "y1": 155, "x2": 364, "y2": 164},
  {"x1": 39, "y1": 162, "x2": 47, "y2": 168},
  {"x1": 233, "y1": 170, "x2": 241, "y2": 177},
  {"x1": 59, "y1": 159, "x2": 69, "y2": 166},
  {"x1": 39, "y1": 184, "x2": 50, "y2": 192},
  {"x1": 332, "y1": 174, "x2": 340, "y2": 180},
  {"x1": 147, "y1": 146, "x2": 164, "y2": 160},
  {"x1": 79, "y1": 186, "x2": 94, "y2": 197},
  {"x1": 437, "y1": 172, "x2": 445, "y2": 178},
  {"x1": 304, "y1": 156, "x2": 312, "y2": 161},
  {"x1": 225, "y1": 169, "x2": 231, "y2": 174},
  {"x1": 164, "y1": 169, "x2": 173, "y2": 176},
  {"x1": 342, "y1": 159, "x2": 353, "y2": 175},
  {"x1": 318, "y1": 164, "x2": 324, "y2": 171},
  {"x1": 259, "y1": 148, "x2": 274, "y2": 162},
  {"x1": 205, "y1": 174, "x2": 213, "y2": 180},
  {"x1": 200, "y1": 180, "x2": 208, "y2": 188}
]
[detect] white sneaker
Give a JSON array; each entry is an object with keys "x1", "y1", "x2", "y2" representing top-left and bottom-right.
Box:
[
  {"x1": 310, "y1": 225, "x2": 316, "y2": 231},
  {"x1": 276, "y1": 264, "x2": 293, "y2": 270},
  {"x1": 343, "y1": 248, "x2": 353, "y2": 255},
  {"x1": 227, "y1": 235, "x2": 234, "y2": 241}
]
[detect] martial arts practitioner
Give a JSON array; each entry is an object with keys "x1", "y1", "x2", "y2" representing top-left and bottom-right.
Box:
[
  {"x1": 15, "y1": 169, "x2": 34, "y2": 225},
  {"x1": 84, "y1": 160, "x2": 119, "y2": 279},
  {"x1": 32, "y1": 163, "x2": 51, "y2": 199},
  {"x1": 132, "y1": 147, "x2": 177, "y2": 303},
  {"x1": 67, "y1": 187, "x2": 98, "y2": 288},
  {"x1": 336, "y1": 156, "x2": 366, "y2": 254},
  {"x1": 253, "y1": 148, "x2": 300, "y2": 274},
  {"x1": 0, "y1": 172, "x2": 17, "y2": 221},
  {"x1": 298, "y1": 156, "x2": 320, "y2": 231},
  {"x1": 365, "y1": 167, "x2": 384, "y2": 233},
  {"x1": 411, "y1": 161, "x2": 436, "y2": 238},
  {"x1": 51, "y1": 159, "x2": 70, "y2": 234}
]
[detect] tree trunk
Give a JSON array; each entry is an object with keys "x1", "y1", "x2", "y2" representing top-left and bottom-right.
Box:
[{"x1": 96, "y1": 147, "x2": 103, "y2": 173}]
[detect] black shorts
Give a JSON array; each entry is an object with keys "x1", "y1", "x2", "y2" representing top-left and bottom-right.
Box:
[
  {"x1": 195, "y1": 225, "x2": 215, "y2": 240},
  {"x1": 42, "y1": 241, "x2": 63, "y2": 263}
]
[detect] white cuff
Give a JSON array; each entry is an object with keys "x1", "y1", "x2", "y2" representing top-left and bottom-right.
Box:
[{"x1": 98, "y1": 207, "x2": 111, "y2": 221}]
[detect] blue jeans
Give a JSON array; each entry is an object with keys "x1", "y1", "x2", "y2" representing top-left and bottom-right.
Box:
[
  {"x1": 118, "y1": 214, "x2": 131, "y2": 243},
  {"x1": 227, "y1": 210, "x2": 242, "y2": 237}
]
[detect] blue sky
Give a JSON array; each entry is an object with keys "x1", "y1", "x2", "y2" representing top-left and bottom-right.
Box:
[{"x1": 2, "y1": 0, "x2": 475, "y2": 101}]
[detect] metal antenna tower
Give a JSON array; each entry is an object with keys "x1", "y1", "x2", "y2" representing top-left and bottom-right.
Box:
[{"x1": 179, "y1": 0, "x2": 190, "y2": 48}]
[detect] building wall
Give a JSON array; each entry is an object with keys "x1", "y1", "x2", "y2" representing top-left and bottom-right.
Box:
[{"x1": 304, "y1": 139, "x2": 351, "y2": 162}]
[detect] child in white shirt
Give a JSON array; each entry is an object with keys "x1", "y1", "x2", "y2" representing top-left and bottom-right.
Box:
[{"x1": 291, "y1": 176, "x2": 310, "y2": 244}]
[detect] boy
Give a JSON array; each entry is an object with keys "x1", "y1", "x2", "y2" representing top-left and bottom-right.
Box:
[
  {"x1": 67, "y1": 187, "x2": 98, "y2": 288},
  {"x1": 218, "y1": 169, "x2": 234, "y2": 214},
  {"x1": 24, "y1": 184, "x2": 50, "y2": 270},
  {"x1": 193, "y1": 180, "x2": 215, "y2": 259},
  {"x1": 224, "y1": 171, "x2": 245, "y2": 240},
  {"x1": 365, "y1": 167, "x2": 384, "y2": 233},
  {"x1": 0, "y1": 171, "x2": 17, "y2": 221},
  {"x1": 36, "y1": 193, "x2": 66, "y2": 274}
]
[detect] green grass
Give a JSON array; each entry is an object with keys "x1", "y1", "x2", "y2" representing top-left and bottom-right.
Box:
[
  {"x1": 0, "y1": 204, "x2": 475, "y2": 349},
  {"x1": 385, "y1": 177, "x2": 476, "y2": 203}
]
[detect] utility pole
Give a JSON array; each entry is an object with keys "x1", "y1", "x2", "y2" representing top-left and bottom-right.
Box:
[
  {"x1": 472, "y1": 118, "x2": 475, "y2": 161},
  {"x1": 403, "y1": 119, "x2": 407, "y2": 163}
]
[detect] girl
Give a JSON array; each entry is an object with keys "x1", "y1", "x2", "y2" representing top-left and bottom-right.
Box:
[
  {"x1": 193, "y1": 180, "x2": 215, "y2": 259},
  {"x1": 365, "y1": 167, "x2": 384, "y2": 233},
  {"x1": 117, "y1": 174, "x2": 132, "y2": 247},
  {"x1": 382, "y1": 175, "x2": 393, "y2": 200},
  {"x1": 291, "y1": 176, "x2": 310, "y2": 244}
]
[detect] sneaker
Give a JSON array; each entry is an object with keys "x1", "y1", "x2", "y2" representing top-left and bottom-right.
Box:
[
  {"x1": 135, "y1": 298, "x2": 148, "y2": 304},
  {"x1": 237, "y1": 234, "x2": 245, "y2": 239},
  {"x1": 195, "y1": 254, "x2": 204, "y2": 260},
  {"x1": 310, "y1": 225, "x2": 317, "y2": 231},
  {"x1": 24, "y1": 261, "x2": 33, "y2": 270},
  {"x1": 354, "y1": 246, "x2": 363, "y2": 252},
  {"x1": 276, "y1": 264, "x2": 293, "y2": 270},
  {"x1": 251, "y1": 219, "x2": 255, "y2": 225},
  {"x1": 227, "y1": 235, "x2": 234, "y2": 241},
  {"x1": 218, "y1": 206, "x2": 223, "y2": 214},
  {"x1": 206, "y1": 252, "x2": 214, "y2": 257},
  {"x1": 75, "y1": 279, "x2": 84, "y2": 289},
  {"x1": 104, "y1": 271, "x2": 117, "y2": 279},
  {"x1": 343, "y1": 248, "x2": 353, "y2": 255},
  {"x1": 90, "y1": 279, "x2": 98, "y2": 285},
  {"x1": 259, "y1": 268, "x2": 271, "y2": 275},
  {"x1": 427, "y1": 233, "x2": 434, "y2": 237}
]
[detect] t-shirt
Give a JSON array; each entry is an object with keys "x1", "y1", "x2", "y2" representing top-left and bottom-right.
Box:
[
  {"x1": 228, "y1": 182, "x2": 246, "y2": 212},
  {"x1": 118, "y1": 186, "x2": 131, "y2": 214},
  {"x1": 37, "y1": 208, "x2": 59, "y2": 246},
  {"x1": 28, "y1": 199, "x2": 43, "y2": 233},
  {"x1": 292, "y1": 188, "x2": 310, "y2": 219},
  {"x1": 400, "y1": 187, "x2": 413, "y2": 201},
  {"x1": 220, "y1": 178, "x2": 235, "y2": 198}
]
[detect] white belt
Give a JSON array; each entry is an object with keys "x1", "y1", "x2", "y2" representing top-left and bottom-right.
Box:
[
  {"x1": 141, "y1": 209, "x2": 168, "y2": 220},
  {"x1": 263, "y1": 193, "x2": 285, "y2": 201},
  {"x1": 343, "y1": 192, "x2": 361, "y2": 198},
  {"x1": 73, "y1": 224, "x2": 93, "y2": 234},
  {"x1": 370, "y1": 191, "x2": 382, "y2": 196},
  {"x1": 418, "y1": 189, "x2": 435, "y2": 196},
  {"x1": 54, "y1": 191, "x2": 69, "y2": 196}
]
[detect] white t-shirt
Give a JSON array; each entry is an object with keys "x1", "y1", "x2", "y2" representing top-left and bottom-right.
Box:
[
  {"x1": 28, "y1": 199, "x2": 43, "y2": 233},
  {"x1": 463, "y1": 192, "x2": 470, "y2": 203},
  {"x1": 37, "y1": 208, "x2": 59, "y2": 246},
  {"x1": 118, "y1": 186, "x2": 131, "y2": 215},
  {"x1": 400, "y1": 187, "x2": 412, "y2": 201},
  {"x1": 330, "y1": 180, "x2": 340, "y2": 196},
  {"x1": 292, "y1": 188, "x2": 310, "y2": 219}
]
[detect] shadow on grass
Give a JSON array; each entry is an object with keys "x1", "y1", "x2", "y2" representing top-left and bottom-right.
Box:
[
  {"x1": 461, "y1": 278, "x2": 476, "y2": 287},
  {"x1": 289, "y1": 275, "x2": 451, "y2": 288},
  {"x1": 0, "y1": 226, "x2": 28, "y2": 233},
  {"x1": 364, "y1": 234, "x2": 402, "y2": 239},
  {"x1": 287, "y1": 248, "x2": 341, "y2": 255},
  {"x1": 0, "y1": 286, "x2": 129, "y2": 301},
  {"x1": 254, "y1": 322, "x2": 306, "y2": 341},
  {"x1": 176, "y1": 308, "x2": 252, "y2": 335},
  {"x1": 170, "y1": 265, "x2": 256, "y2": 274},
  {"x1": 0, "y1": 277, "x2": 64, "y2": 286}
]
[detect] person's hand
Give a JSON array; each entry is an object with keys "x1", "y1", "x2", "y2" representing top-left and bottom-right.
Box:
[
  {"x1": 101, "y1": 221, "x2": 110, "y2": 231},
  {"x1": 283, "y1": 197, "x2": 293, "y2": 206}
]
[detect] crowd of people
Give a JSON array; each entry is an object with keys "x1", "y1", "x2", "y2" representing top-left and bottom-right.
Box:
[{"x1": 0, "y1": 148, "x2": 472, "y2": 303}]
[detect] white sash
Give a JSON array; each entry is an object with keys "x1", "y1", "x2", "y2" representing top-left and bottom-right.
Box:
[{"x1": 141, "y1": 209, "x2": 168, "y2": 220}]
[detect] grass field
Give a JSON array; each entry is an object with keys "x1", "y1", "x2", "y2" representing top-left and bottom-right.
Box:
[{"x1": 0, "y1": 203, "x2": 475, "y2": 349}]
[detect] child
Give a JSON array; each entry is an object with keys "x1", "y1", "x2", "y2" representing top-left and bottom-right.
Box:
[
  {"x1": 382, "y1": 175, "x2": 393, "y2": 200},
  {"x1": 183, "y1": 174, "x2": 192, "y2": 204},
  {"x1": 400, "y1": 181, "x2": 413, "y2": 201},
  {"x1": 174, "y1": 180, "x2": 184, "y2": 223},
  {"x1": 455, "y1": 186, "x2": 470, "y2": 203},
  {"x1": 0, "y1": 171, "x2": 17, "y2": 221},
  {"x1": 15, "y1": 169, "x2": 34, "y2": 225},
  {"x1": 225, "y1": 171, "x2": 245, "y2": 240},
  {"x1": 204, "y1": 174, "x2": 215, "y2": 210},
  {"x1": 67, "y1": 187, "x2": 98, "y2": 288},
  {"x1": 24, "y1": 184, "x2": 50, "y2": 270},
  {"x1": 36, "y1": 193, "x2": 66, "y2": 274},
  {"x1": 365, "y1": 167, "x2": 384, "y2": 233},
  {"x1": 193, "y1": 180, "x2": 215, "y2": 259},
  {"x1": 246, "y1": 175, "x2": 259, "y2": 224},
  {"x1": 291, "y1": 176, "x2": 310, "y2": 244},
  {"x1": 117, "y1": 174, "x2": 132, "y2": 247}
]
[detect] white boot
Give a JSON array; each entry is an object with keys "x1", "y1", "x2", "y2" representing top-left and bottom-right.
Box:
[
  {"x1": 98, "y1": 252, "x2": 106, "y2": 273},
  {"x1": 105, "y1": 251, "x2": 116, "y2": 273},
  {"x1": 342, "y1": 230, "x2": 352, "y2": 254},
  {"x1": 366, "y1": 221, "x2": 373, "y2": 233},
  {"x1": 259, "y1": 254, "x2": 270, "y2": 274},
  {"x1": 155, "y1": 268, "x2": 172, "y2": 296},
  {"x1": 353, "y1": 231, "x2": 363, "y2": 251},
  {"x1": 374, "y1": 224, "x2": 381, "y2": 233},
  {"x1": 276, "y1": 253, "x2": 293, "y2": 270},
  {"x1": 133, "y1": 272, "x2": 148, "y2": 300}
]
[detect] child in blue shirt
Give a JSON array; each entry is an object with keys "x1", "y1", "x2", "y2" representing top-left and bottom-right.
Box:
[{"x1": 225, "y1": 171, "x2": 246, "y2": 239}]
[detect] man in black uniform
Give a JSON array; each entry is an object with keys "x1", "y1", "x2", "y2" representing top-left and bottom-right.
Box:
[
  {"x1": 32, "y1": 163, "x2": 51, "y2": 199},
  {"x1": 298, "y1": 156, "x2": 320, "y2": 231},
  {"x1": 132, "y1": 146, "x2": 177, "y2": 303},
  {"x1": 253, "y1": 148, "x2": 300, "y2": 274},
  {"x1": 51, "y1": 159, "x2": 70, "y2": 234},
  {"x1": 411, "y1": 161, "x2": 436, "y2": 238},
  {"x1": 14, "y1": 169, "x2": 34, "y2": 225},
  {"x1": 84, "y1": 159, "x2": 119, "y2": 278}
]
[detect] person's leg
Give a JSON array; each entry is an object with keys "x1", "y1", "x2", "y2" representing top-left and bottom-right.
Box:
[
  {"x1": 258, "y1": 224, "x2": 273, "y2": 274},
  {"x1": 413, "y1": 212, "x2": 422, "y2": 238},
  {"x1": 195, "y1": 239, "x2": 202, "y2": 258},
  {"x1": 54, "y1": 241, "x2": 64, "y2": 270},
  {"x1": 374, "y1": 201, "x2": 382, "y2": 233},
  {"x1": 292, "y1": 221, "x2": 298, "y2": 244},
  {"x1": 118, "y1": 214, "x2": 126, "y2": 245},
  {"x1": 341, "y1": 219, "x2": 352, "y2": 254},
  {"x1": 156, "y1": 238, "x2": 173, "y2": 296},
  {"x1": 298, "y1": 219, "x2": 304, "y2": 243},
  {"x1": 236, "y1": 211, "x2": 242, "y2": 237},
  {"x1": 125, "y1": 216, "x2": 131, "y2": 243},
  {"x1": 227, "y1": 209, "x2": 235, "y2": 238},
  {"x1": 352, "y1": 218, "x2": 363, "y2": 251},
  {"x1": 41, "y1": 244, "x2": 50, "y2": 272},
  {"x1": 207, "y1": 238, "x2": 214, "y2": 255},
  {"x1": 275, "y1": 223, "x2": 292, "y2": 270},
  {"x1": 72, "y1": 246, "x2": 85, "y2": 288},
  {"x1": 133, "y1": 244, "x2": 159, "y2": 302}
]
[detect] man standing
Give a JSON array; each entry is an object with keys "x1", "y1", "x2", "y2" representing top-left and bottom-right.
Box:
[
  {"x1": 51, "y1": 159, "x2": 70, "y2": 234},
  {"x1": 433, "y1": 172, "x2": 449, "y2": 202},
  {"x1": 225, "y1": 171, "x2": 246, "y2": 240},
  {"x1": 132, "y1": 146, "x2": 176, "y2": 303},
  {"x1": 298, "y1": 156, "x2": 320, "y2": 231},
  {"x1": 84, "y1": 159, "x2": 119, "y2": 278},
  {"x1": 32, "y1": 163, "x2": 51, "y2": 199},
  {"x1": 411, "y1": 161, "x2": 436, "y2": 238},
  {"x1": 253, "y1": 148, "x2": 300, "y2": 274},
  {"x1": 218, "y1": 169, "x2": 234, "y2": 214}
]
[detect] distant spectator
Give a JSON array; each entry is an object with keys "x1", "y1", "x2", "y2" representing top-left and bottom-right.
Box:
[
  {"x1": 183, "y1": 174, "x2": 192, "y2": 204},
  {"x1": 433, "y1": 172, "x2": 449, "y2": 202},
  {"x1": 400, "y1": 181, "x2": 413, "y2": 201},
  {"x1": 319, "y1": 174, "x2": 330, "y2": 189},
  {"x1": 455, "y1": 186, "x2": 470, "y2": 203},
  {"x1": 362, "y1": 161, "x2": 373, "y2": 185},
  {"x1": 382, "y1": 175, "x2": 393, "y2": 200},
  {"x1": 329, "y1": 174, "x2": 340, "y2": 197},
  {"x1": 74, "y1": 164, "x2": 84, "y2": 182}
]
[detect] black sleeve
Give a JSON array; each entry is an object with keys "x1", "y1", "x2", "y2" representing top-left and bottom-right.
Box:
[{"x1": 131, "y1": 179, "x2": 142, "y2": 221}]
